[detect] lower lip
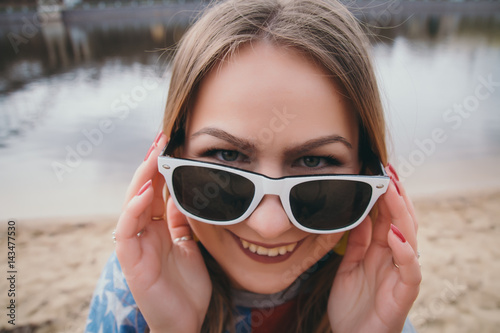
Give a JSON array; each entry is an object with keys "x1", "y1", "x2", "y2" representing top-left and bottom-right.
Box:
[{"x1": 229, "y1": 232, "x2": 303, "y2": 264}]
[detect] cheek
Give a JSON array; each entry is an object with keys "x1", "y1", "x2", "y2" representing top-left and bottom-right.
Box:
[
  {"x1": 302, "y1": 234, "x2": 345, "y2": 263},
  {"x1": 187, "y1": 218, "x2": 214, "y2": 242},
  {"x1": 187, "y1": 218, "x2": 230, "y2": 253},
  {"x1": 278, "y1": 234, "x2": 344, "y2": 286}
]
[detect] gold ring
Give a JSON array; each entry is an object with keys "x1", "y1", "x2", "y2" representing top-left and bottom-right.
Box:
[
  {"x1": 151, "y1": 216, "x2": 164, "y2": 221},
  {"x1": 392, "y1": 258, "x2": 400, "y2": 269}
]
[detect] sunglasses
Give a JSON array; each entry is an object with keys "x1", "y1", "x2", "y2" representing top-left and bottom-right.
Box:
[{"x1": 158, "y1": 137, "x2": 389, "y2": 234}]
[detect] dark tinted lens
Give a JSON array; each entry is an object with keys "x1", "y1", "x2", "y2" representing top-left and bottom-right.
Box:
[
  {"x1": 290, "y1": 180, "x2": 372, "y2": 230},
  {"x1": 172, "y1": 166, "x2": 255, "y2": 221}
]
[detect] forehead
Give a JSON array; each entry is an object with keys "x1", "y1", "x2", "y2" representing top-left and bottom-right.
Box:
[{"x1": 186, "y1": 42, "x2": 358, "y2": 150}]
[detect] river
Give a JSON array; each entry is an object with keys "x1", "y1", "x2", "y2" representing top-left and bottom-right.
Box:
[{"x1": 1, "y1": 1, "x2": 499, "y2": 219}]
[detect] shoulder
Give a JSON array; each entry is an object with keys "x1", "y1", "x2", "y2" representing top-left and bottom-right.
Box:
[{"x1": 85, "y1": 252, "x2": 147, "y2": 333}]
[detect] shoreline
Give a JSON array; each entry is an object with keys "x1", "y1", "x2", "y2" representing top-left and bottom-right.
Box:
[{"x1": 4, "y1": 182, "x2": 499, "y2": 222}]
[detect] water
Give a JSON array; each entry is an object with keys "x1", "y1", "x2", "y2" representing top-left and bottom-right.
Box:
[
  {"x1": 1, "y1": 4, "x2": 499, "y2": 219},
  {"x1": 373, "y1": 13, "x2": 500, "y2": 196}
]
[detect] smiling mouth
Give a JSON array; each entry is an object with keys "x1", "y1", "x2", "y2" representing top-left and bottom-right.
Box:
[
  {"x1": 227, "y1": 231, "x2": 303, "y2": 263},
  {"x1": 240, "y1": 239, "x2": 298, "y2": 257}
]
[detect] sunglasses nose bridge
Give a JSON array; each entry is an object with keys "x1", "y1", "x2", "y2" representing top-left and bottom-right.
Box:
[{"x1": 260, "y1": 177, "x2": 287, "y2": 196}]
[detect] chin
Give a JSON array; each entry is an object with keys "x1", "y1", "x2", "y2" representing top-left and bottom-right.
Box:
[
  {"x1": 223, "y1": 260, "x2": 308, "y2": 295},
  {"x1": 230, "y1": 272, "x2": 297, "y2": 295}
]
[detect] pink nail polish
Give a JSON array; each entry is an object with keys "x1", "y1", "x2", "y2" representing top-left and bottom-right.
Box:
[
  {"x1": 387, "y1": 163, "x2": 400, "y2": 181},
  {"x1": 390, "y1": 175, "x2": 402, "y2": 196},
  {"x1": 144, "y1": 143, "x2": 156, "y2": 161},
  {"x1": 391, "y1": 224, "x2": 406, "y2": 243},
  {"x1": 137, "y1": 180, "x2": 152, "y2": 196}
]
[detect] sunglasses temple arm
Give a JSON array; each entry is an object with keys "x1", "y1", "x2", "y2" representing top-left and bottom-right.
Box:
[{"x1": 380, "y1": 162, "x2": 388, "y2": 177}]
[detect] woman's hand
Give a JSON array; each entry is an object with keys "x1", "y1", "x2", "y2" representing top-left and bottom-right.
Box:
[
  {"x1": 114, "y1": 133, "x2": 212, "y2": 333},
  {"x1": 328, "y1": 165, "x2": 421, "y2": 333}
]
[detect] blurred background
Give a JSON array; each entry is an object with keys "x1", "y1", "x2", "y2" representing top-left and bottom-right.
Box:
[
  {"x1": 0, "y1": 1, "x2": 499, "y2": 332},
  {"x1": 0, "y1": 0, "x2": 499, "y2": 220}
]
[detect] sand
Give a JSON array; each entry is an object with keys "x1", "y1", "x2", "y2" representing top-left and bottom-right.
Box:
[{"x1": 0, "y1": 190, "x2": 499, "y2": 333}]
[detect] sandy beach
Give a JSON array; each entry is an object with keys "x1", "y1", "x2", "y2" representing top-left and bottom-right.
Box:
[{"x1": 1, "y1": 190, "x2": 499, "y2": 333}]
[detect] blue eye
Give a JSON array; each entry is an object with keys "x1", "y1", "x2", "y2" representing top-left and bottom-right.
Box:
[
  {"x1": 218, "y1": 150, "x2": 239, "y2": 162},
  {"x1": 303, "y1": 156, "x2": 320, "y2": 167},
  {"x1": 299, "y1": 155, "x2": 342, "y2": 169},
  {"x1": 198, "y1": 148, "x2": 248, "y2": 164}
]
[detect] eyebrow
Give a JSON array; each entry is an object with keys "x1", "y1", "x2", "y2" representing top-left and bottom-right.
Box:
[
  {"x1": 190, "y1": 127, "x2": 352, "y2": 155},
  {"x1": 285, "y1": 135, "x2": 353, "y2": 156},
  {"x1": 191, "y1": 127, "x2": 256, "y2": 153}
]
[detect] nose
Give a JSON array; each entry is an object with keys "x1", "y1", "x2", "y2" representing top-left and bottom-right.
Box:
[{"x1": 245, "y1": 195, "x2": 293, "y2": 239}]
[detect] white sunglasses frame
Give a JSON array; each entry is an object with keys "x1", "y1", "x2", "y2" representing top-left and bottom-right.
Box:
[{"x1": 158, "y1": 155, "x2": 390, "y2": 234}]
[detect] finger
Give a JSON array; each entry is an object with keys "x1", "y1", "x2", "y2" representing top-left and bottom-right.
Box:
[
  {"x1": 150, "y1": 171, "x2": 166, "y2": 219},
  {"x1": 166, "y1": 197, "x2": 193, "y2": 244},
  {"x1": 123, "y1": 132, "x2": 168, "y2": 207},
  {"x1": 388, "y1": 224, "x2": 421, "y2": 303},
  {"x1": 386, "y1": 164, "x2": 418, "y2": 233},
  {"x1": 115, "y1": 180, "x2": 155, "y2": 268},
  {"x1": 337, "y1": 216, "x2": 372, "y2": 274},
  {"x1": 393, "y1": 178, "x2": 419, "y2": 244},
  {"x1": 374, "y1": 180, "x2": 418, "y2": 254}
]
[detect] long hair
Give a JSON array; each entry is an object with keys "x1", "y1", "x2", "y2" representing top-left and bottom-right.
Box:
[{"x1": 161, "y1": 0, "x2": 387, "y2": 331}]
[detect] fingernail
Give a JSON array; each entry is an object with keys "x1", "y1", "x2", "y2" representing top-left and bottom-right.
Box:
[
  {"x1": 144, "y1": 143, "x2": 156, "y2": 161},
  {"x1": 391, "y1": 224, "x2": 406, "y2": 243},
  {"x1": 137, "y1": 180, "x2": 152, "y2": 196},
  {"x1": 390, "y1": 175, "x2": 402, "y2": 196},
  {"x1": 154, "y1": 131, "x2": 163, "y2": 145},
  {"x1": 387, "y1": 163, "x2": 400, "y2": 181}
]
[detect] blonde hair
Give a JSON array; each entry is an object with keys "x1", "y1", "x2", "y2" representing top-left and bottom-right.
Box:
[{"x1": 161, "y1": 0, "x2": 387, "y2": 331}]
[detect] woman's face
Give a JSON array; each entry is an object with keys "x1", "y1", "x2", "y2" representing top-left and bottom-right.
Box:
[{"x1": 182, "y1": 42, "x2": 360, "y2": 294}]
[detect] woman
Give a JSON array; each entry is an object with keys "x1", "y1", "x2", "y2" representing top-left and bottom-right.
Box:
[{"x1": 86, "y1": 0, "x2": 421, "y2": 332}]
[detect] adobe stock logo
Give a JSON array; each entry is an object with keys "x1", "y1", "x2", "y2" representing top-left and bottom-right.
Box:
[
  {"x1": 188, "y1": 106, "x2": 297, "y2": 211},
  {"x1": 51, "y1": 72, "x2": 163, "y2": 182},
  {"x1": 191, "y1": 169, "x2": 230, "y2": 211},
  {"x1": 410, "y1": 277, "x2": 467, "y2": 328},
  {"x1": 397, "y1": 74, "x2": 499, "y2": 179},
  {"x1": 7, "y1": 0, "x2": 61, "y2": 54},
  {"x1": 256, "y1": 107, "x2": 297, "y2": 144}
]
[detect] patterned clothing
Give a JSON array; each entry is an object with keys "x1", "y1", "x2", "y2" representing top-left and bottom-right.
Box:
[
  {"x1": 85, "y1": 252, "x2": 147, "y2": 333},
  {"x1": 85, "y1": 252, "x2": 417, "y2": 333}
]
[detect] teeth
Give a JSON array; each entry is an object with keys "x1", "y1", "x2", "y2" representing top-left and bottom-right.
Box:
[
  {"x1": 257, "y1": 246, "x2": 268, "y2": 255},
  {"x1": 240, "y1": 238, "x2": 298, "y2": 257},
  {"x1": 268, "y1": 248, "x2": 279, "y2": 257}
]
